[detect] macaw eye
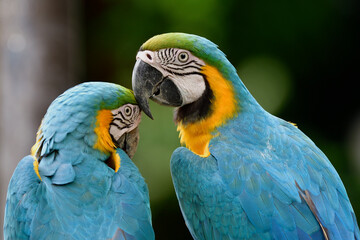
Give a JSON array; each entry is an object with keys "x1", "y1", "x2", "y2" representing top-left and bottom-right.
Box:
[
  {"x1": 178, "y1": 52, "x2": 189, "y2": 62},
  {"x1": 124, "y1": 106, "x2": 132, "y2": 116}
]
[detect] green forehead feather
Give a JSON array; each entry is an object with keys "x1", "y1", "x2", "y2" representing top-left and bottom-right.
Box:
[
  {"x1": 141, "y1": 33, "x2": 198, "y2": 52},
  {"x1": 103, "y1": 84, "x2": 137, "y2": 109}
]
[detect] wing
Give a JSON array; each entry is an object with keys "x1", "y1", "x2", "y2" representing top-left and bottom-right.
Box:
[
  {"x1": 4, "y1": 154, "x2": 90, "y2": 240},
  {"x1": 4, "y1": 155, "x2": 41, "y2": 239},
  {"x1": 171, "y1": 147, "x2": 242, "y2": 240},
  {"x1": 277, "y1": 122, "x2": 360, "y2": 240},
  {"x1": 257, "y1": 120, "x2": 360, "y2": 239},
  {"x1": 170, "y1": 120, "x2": 360, "y2": 240},
  {"x1": 5, "y1": 153, "x2": 83, "y2": 240}
]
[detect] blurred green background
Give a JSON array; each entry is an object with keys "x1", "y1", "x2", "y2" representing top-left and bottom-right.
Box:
[{"x1": 1, "y1": 0, "x2": 359, "y2": 239}]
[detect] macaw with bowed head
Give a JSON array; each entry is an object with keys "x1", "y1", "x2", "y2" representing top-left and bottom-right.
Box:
[
  {"x1": 4, "y1": 82, "x2": 155, "y2": 240},
  {"x1": 132, "y1": 33, "x2": 360, "y2": 239}
]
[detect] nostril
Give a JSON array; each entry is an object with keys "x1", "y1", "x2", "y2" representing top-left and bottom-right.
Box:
[{"x1": 146, "y1": 53, "x2": 152, "y2": 60}]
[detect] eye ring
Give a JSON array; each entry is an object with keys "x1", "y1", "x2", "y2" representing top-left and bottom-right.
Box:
[
  {"x1": 178, "y1": 52, "x2": 189, "y2": 63},
  {"x1": 124, "y1": 106, "x2": 132, "y2": 116}
]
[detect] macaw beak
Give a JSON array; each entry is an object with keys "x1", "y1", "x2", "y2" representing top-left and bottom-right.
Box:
[
  {"x1": 116, "y1": 127, "x2": 139, "y2": 159},
  {"x1": 123, "y1": 127, "x2": 139, "y2": 159},
  {"x1": 132, "y1": 59, "x2": 183, "y2": 119}
]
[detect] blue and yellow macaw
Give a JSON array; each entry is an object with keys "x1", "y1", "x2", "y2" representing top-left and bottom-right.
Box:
[
  {"x1": 132, "y1": 33, "x2": 360, "y2": 239},
  {"x1": 4, "y1": 82, "x2": 155, "y2": 240}
]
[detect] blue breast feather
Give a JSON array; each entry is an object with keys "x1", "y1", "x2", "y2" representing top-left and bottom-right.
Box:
[{"x1": 171, "y1": 110, "x2": 360, "y2": 240}]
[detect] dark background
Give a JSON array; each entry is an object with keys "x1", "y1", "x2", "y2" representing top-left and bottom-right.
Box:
[{"x1": 1, "y1": 0, "x2": 359, "y2": 239}]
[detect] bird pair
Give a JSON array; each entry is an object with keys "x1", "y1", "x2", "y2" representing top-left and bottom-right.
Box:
[{"x1": 4, "y1": 33, "x2": 360, "y2": 240}]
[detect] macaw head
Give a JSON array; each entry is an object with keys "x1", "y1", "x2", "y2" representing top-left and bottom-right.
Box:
[
  {"x1": 31, "y1": 82, "x2": 141, "y2": 175},
  {"x1": 132, "y1": 33, "x2": 256, "y2": 157}
]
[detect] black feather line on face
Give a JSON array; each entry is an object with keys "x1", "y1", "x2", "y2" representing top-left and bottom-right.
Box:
[
  {"x1": 174, "y1": 76, "x2": 213, "y2": 125},
  {"x1": 170, "y1": 59, "x2": 202, "y2": 67},
  {"x1": 162, "y1": 67, "x2": 205, "y2": 77},
  {"x1": 109, "y1": 122, "x2": 127, "y2": 131},
  {"x1": 166, "y1": 64, "x2": 202, "y2": 72}
]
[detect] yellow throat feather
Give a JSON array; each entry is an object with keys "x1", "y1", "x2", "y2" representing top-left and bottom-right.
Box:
[{"x1": 177, "y1": 65, "x2": 238, "y2": 157}]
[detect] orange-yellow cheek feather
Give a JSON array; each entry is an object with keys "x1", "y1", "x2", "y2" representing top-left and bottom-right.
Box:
[
  {"x1": 112, "y1": 151, "x2": 121, "y2": 173},
  {"x1": 33, "y1": 160, "x2": 42, "y2": 181},
  {"x1": 94, "y1": 110, "x2": 116, "y2": 153},
  {"x1": 31, "y1": 124, "x2": 43, "y2": 181},
  {"x1": 177, "y1": 65, "x2": 238, "y2": 157},
  {"x1": 94, "y1": 109, "x2": 120, "y2": 172}
]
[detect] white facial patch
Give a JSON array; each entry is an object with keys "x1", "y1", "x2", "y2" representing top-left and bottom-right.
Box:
[
  {"x1": 170, "y1": 74, "x2": 206, "y2": 105},
  {"x1": 136, "y1": 48, "x2": 207, "y2": 105},
  {"x1": 109, "y1": 104, "x2": 141, "y2": 142}
]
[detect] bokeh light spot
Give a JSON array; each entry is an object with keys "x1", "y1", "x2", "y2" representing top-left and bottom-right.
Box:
[{"x1": 238, "y1": 56, "x2": 293, "y2": 114}]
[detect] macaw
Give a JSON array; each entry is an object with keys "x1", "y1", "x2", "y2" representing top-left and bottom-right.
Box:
[
  {"x1": 3, "y1": 82, "x2": 155, "y2": 240},
  {"x1": 131, "y1": 33, "x2": 360, "y2": 239}
]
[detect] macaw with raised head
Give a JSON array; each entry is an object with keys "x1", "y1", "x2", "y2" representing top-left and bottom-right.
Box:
[
  {"x1": 132, "y1": 33, "x2": 360, "y2": 239},
  {"x1": 4, "y1": 82, "x2": 155, "y2": 240}
]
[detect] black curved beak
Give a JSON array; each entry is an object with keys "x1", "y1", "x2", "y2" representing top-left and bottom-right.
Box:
[{"x1": 132, "y1": 59, "x2": 183, "y2": 119}]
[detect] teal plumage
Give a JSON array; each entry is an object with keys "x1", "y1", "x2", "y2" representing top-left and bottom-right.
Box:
[
  {"x1": 171, "y1": 111, "x2": 359, "y2": 239},
  {"x1": 4, "y1": 82, "x2": 154, "y2": 240},
  {"x1": 132, "y1": 33, "x2": 360, "y2": 239}
]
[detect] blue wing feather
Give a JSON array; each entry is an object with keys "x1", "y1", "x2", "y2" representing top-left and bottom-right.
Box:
[{"x1": 4, "y1": 156, "x2": 40, "y2": 239}]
